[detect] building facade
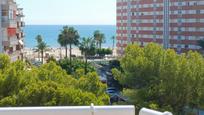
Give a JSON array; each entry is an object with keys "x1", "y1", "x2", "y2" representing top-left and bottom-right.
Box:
[
  {"x1": 0, "y1": 0, "x2": 25, "y2": 61},
  {"x1": 116, "y1": 0, "x2": 204, "y2": 54}
]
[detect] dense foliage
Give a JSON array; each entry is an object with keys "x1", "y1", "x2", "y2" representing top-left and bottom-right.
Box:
[
  {"x1": 58, "y1": 58, "x2": 95, "y2": 74},
  {"x1": 79, "y1": 37, "x2": 96, "y2": 74},
  {"x1": 96, "y1": 48, "x2": 112, "y2": 57},
  {"x1": 112, "y1": 43, "x2": 204, "y2": 114},
  {"x1": 0, "y1": 54, "x2": 109, "y2": 107}
]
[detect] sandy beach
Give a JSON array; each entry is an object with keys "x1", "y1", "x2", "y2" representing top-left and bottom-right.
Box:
[{"x1": 23, "y1": 47, "x2": 118, "y2": 62}]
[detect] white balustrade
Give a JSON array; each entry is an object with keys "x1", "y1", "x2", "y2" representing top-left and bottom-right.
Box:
[
  {"x1": 139, "y1": 108, "x2": 173, "y2": 115},
  {"x1": 0, "y1": 104, "x2": 135, "y2": 115}
]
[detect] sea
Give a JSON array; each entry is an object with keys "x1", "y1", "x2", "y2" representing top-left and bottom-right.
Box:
[{"x1": 24, "y1": 25, "x2": 116, "y2": 48}]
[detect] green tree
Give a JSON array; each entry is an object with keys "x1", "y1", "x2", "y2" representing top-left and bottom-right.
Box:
[
  {"x1": 79, "y1": 37, "x2": 96, "y2": 74},
  {"x1": 111, "y1": 36, "x2": 115, "y2": 51},
  {"x1": 58, "y1": 26, "x2": 80, "y2": 64},
  {"x1": 96, "y1": 48, "x2": 112, "y2": 57},
  {"x1": 0, "y1": 54, "x2": 10, "y2": 70},
  {"x1": 113, "y1": 43, "x2": 204, "y2": 114},
  {"x1": 77, "y1": 72, "x2": 109, "y2": 105},
  {"x1": 35, "y1": 35, "x2": 49, "y2": 64},
  {"x1": 35, "y1": 35, "x2": 43, "y2": 61},
  {"x1": 36, "y1": 35, "x2": 43, "y2": 43},
  {"x1": 0, "y1": 55, "x2": 109, "y2": 106},
  {"x1": 47, "y1": 56, "x2": 57, "y2": 63},
  {"x1": 2, "y1": 61, "x2": 25, "y2": 97},
  {"x1": 93, "y1": 30, "x2": 105, "y2": 49},
  {"x1": 58, "y1": 58, "x2": 95, "y2": 74},
  {"x1": 0, "y1": 96, "x2": 16, "y2": 107}
]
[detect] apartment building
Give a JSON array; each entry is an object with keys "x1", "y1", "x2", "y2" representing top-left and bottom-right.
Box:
[
  {"x1": 116, "y1": 0, "x2": 204, "y2": 54},
  {"x1": 0, "y1": 0, "x2": 25, "y2": 61}
]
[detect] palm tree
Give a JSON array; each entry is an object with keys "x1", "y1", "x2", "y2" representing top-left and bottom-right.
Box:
[
  {"x1": 93, "y1": 30, "x2": 105, "y2": 49},
  {"x1": 58, "y1": 26, "x2": 80, "y2": 64},
  {"x1": 35, "y1": 35, "x2": 43, "y2": 61},
  {"x1": 35, "y1": 35, "x2": 49, "y2": 64},
  {"x1": 58, "y1": 34, "x2": 67, "y2": 58},
  {"x1": 36, "y1": 35, "x2": 43, "y2": 43},
  {"x1": 79, "y1": 37, "x2": 96, "y2": 74},
  {"x1": 111, "y1": 36, "x2": 115, "y2": 51}
]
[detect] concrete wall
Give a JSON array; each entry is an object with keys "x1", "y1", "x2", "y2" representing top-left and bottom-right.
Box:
[{"x1": 0, "y1": 105, "x2": 135, "y2": 115}]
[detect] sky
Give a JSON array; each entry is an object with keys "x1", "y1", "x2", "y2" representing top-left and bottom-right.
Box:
[{"x1": 16, "y1": 0, "x2": 116, "y2": 25}]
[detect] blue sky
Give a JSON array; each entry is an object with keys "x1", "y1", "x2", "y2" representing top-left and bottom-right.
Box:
[{"x1": 16, "y1": 0, "x2": 116, "y2": 25}]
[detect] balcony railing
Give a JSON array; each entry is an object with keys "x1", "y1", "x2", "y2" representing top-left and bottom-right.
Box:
[
  {"x1": 17, "y1": 21, "x2": 25, "y2": 27},
  {"x1": 16, "y1": 8, "x2": 24, "y2": 17},
  {"x1": 0, "y1": 105, "x2": 135, "y2": 115},
  {"x1": 139, "y1": 108, "x2": 172, "y2": 115},
  {"x1": 0, "y1": 104, "x2": 173, "y2": 115},
  {"x1": 16, "y1": 32, "x2": 25, "y2": 39}
]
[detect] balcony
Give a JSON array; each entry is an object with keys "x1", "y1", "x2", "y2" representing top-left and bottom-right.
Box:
[
  {"x1": 18, "y1": 39, "x2": 24, "y2": 46},
  {"x1": 21, "y1": 21, "x2": 25, "y2": 27},
  {"x1": 16, "y1": 8, "x2": 24, "y2": 17},
  {"x1": 16, "y1": 32, "x2": 25, "y2": 39},
  {"x1": 16, "y1": 33, "x2": 20, "y2": 39},
  {"x1": 1, "y1": 16, "x2": 17, "y2": 28},
  {"x1": 17, "y1": 21, "x2": 20, "y2": 28},
  {"x1": 9, "y1": 38, "x2": 18, "y2": 46},
  {"x1": 21, "y1": 32, "x2": 25, "y2": 38},
  {"x1": 16, "y1": 44, "x2": 22, "y2": 51},
  {"x1": 17, "y1": 21, "x2": 25, "y2": 28},
  {"x1": 2, "y1": 41, "x2": 10, "y2": 47}
]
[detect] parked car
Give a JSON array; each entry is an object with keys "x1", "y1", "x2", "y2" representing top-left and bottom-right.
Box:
[{"x1": 106, "y1": 87, "x2": 119, "y2": 96}]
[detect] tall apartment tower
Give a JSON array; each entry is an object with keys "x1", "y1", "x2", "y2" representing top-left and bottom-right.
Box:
[
  {"x1": 116, "y1": 0, "x2": 204, "y2": 54},
  {"x1": 0, "y1": 0, "x2": 25, "y2": 61}
]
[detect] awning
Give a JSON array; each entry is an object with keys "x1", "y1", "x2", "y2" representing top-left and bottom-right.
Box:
[{"x1": 7, "y1": 28, "x2": 16, "y2": 37}]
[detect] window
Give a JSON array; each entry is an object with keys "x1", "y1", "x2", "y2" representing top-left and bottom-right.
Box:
[
  {"x1": 178, "y1": 27, "x2": 182, "y2": 32},
  {"x1": 185, "y1": 45, "x2": 189, "y2": 49},
  {"x1": 177, "y1": 36, "x2": 181, "y2": 40},
  {"x1": 2, "y1": 10, "x2": 8, "y2": 16},
  {"x1": 194, "y1": 2, "x2": 198, "y2": 6},
  {"x1": 9, "y1": 10, "x2": 14, "y2": 20},
  {"x1": 187, "y1": 2, "x2": 190, "y2": 6},
  {"x1": 132, "y1": 12, "x2": 134, "y2": 16},
  {"x1": 178, "y1": 10, "x2": 182, "y2": 14},
  {"x1": 196, "y1": 10, "x2": 200, "y2": 14},
  {"x1": 132, "y1": 34, "x2": 135, "y2": 38}
]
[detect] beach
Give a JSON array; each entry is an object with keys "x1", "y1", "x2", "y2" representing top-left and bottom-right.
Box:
[{"x1": 23, "y1": 47, "x2": 118, "y2": 62}]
